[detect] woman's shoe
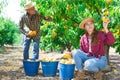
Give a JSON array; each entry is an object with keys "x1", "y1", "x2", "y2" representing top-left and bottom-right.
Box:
[
  {"x1": 94, "y1": 71, "x2": 102, "y2": 80},
  {"x1": 76, "y1": 71, "x2": 86, "y2": 79}
]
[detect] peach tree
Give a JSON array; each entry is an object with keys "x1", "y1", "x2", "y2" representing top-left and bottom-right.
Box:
[{"x1": 21, "y1": 0, "x2": 120, "y2": 53}]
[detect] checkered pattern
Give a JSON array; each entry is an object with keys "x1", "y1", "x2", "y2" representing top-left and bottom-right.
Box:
[{"x1": 19, "y1": 12, "x2": 44, "y2": 40}]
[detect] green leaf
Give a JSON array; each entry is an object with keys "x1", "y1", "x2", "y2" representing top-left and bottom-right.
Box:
[{"x1": 78, "y1": 4, "x2": 86, "y2": 12}]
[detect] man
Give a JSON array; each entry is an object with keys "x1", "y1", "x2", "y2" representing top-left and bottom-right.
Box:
[{"x1": 19, "y1": 2, "x2": 52, "y2": 61}]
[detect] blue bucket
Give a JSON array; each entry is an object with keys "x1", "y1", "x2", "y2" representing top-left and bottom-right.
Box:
[
  {"x1": 59, "y1": 63, "x2": 75, "y2": 80},
  {"x1": 41, "y1": 61, "x2": 58, "y2": 76},
  {"x1": 23, "y1": 60, "x2": 40, "y2": 76}
]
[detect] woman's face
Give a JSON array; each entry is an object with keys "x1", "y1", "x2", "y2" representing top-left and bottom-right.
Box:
[
  {"x1": 84, "y1": 21, "x2": 94, "y2": 34},
  {"x1": 26, "y1": 7, "x2": 36, "y2": 15}
]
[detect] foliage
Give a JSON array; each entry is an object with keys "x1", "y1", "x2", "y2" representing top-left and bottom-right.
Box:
[
  {"x1": 0, "y1": 0, "x2": 8, "y2": 13},
  {"x1": 21, "y1": 0, "x2": 120, "y2": 53},
  {"x1": 0, "y1": 17, "x2": 18, "y2": 46},
  {"x1": 112, "y1": 26, "x2": 120, "y2": 54}
]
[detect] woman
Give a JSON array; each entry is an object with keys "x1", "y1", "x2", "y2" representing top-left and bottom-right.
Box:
[{"x1": 73, "y1": 18, "x2": 115, "y2": 79}]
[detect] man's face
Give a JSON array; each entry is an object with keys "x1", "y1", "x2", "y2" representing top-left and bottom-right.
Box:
[{"x1": 26, "y1": 7, "x2": 36, "y2": 15}]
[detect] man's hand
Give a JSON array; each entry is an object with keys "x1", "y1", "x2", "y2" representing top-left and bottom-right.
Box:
[
  {"x1": 26, "y1": 34, "x2": 31, "y2": 38},
  {"x1": 44, "y1": 16, "x2": 52, "y2": 21},
  {"x1": 26, "y1": 30, "x2": 36, "y2": 37}
]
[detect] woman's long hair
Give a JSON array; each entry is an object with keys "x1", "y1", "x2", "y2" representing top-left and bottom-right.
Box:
[{"x1": 91, "y1": 29, "x2": 98, "y2": 45}]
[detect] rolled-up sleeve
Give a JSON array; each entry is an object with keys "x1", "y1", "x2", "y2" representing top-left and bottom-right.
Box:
[
  {"x1": 104, "y1": 31, "x2": 115, "y2": 45},
  {"x1": 19, "y1": 17, "x2": 28, "y2": 35}
]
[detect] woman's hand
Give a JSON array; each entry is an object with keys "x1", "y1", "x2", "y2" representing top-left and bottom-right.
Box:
[{"x1": 103, "y1": 19, "x2": 110, "y2": 33}]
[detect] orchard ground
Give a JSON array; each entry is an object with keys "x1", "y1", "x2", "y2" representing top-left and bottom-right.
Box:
[{"x1": 0, "y1": 45, "x2": 120, "y2": 80}]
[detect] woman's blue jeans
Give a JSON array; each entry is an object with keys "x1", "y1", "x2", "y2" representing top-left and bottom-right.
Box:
[
  {"x1": 73, "y1": 50, "x2": 107, "y2": 72},
  {"x1": 23, "y1": 38, "x2": 39, "y2": 60}
]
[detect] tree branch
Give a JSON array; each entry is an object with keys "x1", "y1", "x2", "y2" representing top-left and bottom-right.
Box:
[{"x1": 84, "y1": 0, "x2": 102, "y2": 15}]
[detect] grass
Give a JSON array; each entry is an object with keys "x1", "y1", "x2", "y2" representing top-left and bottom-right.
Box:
[
  {"x1": 0, "y1": 47, "x2": 5, "y2": 54},
  {"x1": 14, "y1": 33, "x2": 23, "y2": 45}
]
